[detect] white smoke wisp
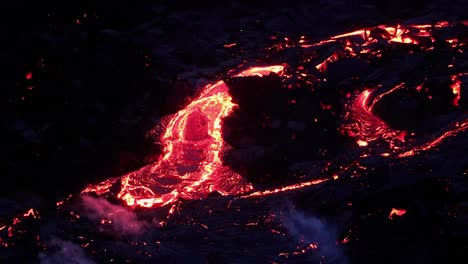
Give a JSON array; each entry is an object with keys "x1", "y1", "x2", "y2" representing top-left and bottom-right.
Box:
[
  {"x1": 81, "y1": 195, "x2": 148, "y2": 237},
  {"x1": 282, "y1": 207, "x2": 348, "y2": 263},
  {"x1": 38, "y1": 238, "x2": 95, "y2": 264}
]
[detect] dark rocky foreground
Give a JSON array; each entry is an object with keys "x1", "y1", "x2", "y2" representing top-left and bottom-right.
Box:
[{"x1": 1, "y1": 0, "x2": 467, "y2": 263}]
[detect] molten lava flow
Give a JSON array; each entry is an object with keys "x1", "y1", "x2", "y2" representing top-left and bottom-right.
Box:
[
  {"x1": 342, "y1": 88, "x2": 400, "y2": 148},
  {"x1": 82, "y1": 20, "x2": 467, "y2": 210},
  {"x1": 117, "y1": 79, "x2": 250, "y2": 208},
  {"x1": 83, "y1": 66, "x2": 284, "y2": 208}
]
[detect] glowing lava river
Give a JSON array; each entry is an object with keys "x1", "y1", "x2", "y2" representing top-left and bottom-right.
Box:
[{"x1": 2, "y1": 20, "x2": 467, "y2": 263}]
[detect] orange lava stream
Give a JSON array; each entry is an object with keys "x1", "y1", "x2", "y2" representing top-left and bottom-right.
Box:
[{"x1": 240, "y1": 178, "x2": 329, "y2": 199}]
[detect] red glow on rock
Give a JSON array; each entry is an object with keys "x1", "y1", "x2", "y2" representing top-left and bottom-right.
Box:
[
  {"x1": 397, "y1": 131, "x2": 407, "y2": 143},
  {"x1": 342, "y1": 237, "x2": 350, "y2": 245},
  {"x1": 23, "y1": 208, "x2": 38, "y2": 219},
  {"x1": 389, "y1": 208, "x2": 406, "y2": 219},
  {"x1": 25, "y1": 72, "x2": 32, "y2": 80},
  {"x1": 7, "y1": 227, "x2": 13, "y2": 237},
  {"x1": 416, "y1": 83, "x2": 424, "y2": 92},
  {"x1": 320, "y1": 101, "x2": 332, "y2": 110},
  {"x1": 223, "y1": 43, "x2": 237, "y2": 48}
]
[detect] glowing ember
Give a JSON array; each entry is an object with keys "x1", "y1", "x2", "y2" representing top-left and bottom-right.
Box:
[
  {"x1": 356, "y1": 140, "x2": 368, "y2": 147},
  {"x1": 389, "y1": 208, "x2": 407, "y2": 219},
  {"x1": 451, "y1": 74, "x2": 462, "y2": 107}
]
